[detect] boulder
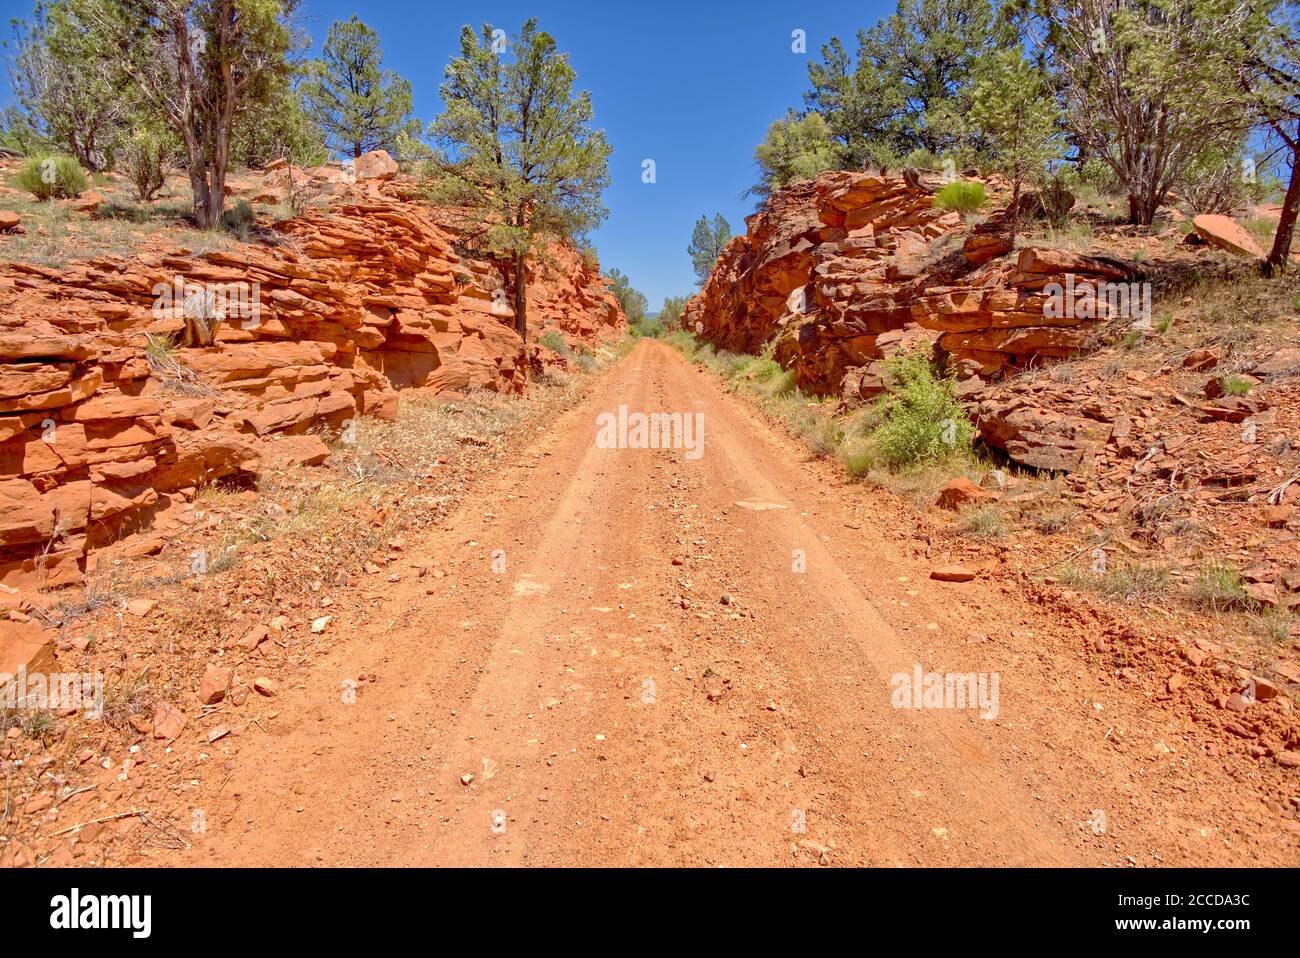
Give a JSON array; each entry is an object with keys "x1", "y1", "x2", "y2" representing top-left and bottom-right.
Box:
[
  {"x1": 70, "y1": 190, "x2": 106, "y2": 215},
  {"x1": 935, "y1": 477, "x2": 993, "y2": 511},
  {"x1": 1192, "y1": 214, "x2": 1264, "y2": 258},
  {"x1": 354, "y1": 149, "x2": 398, "y2": 181}
]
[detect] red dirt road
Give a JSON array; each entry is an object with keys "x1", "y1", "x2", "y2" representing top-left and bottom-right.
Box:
[{"x1": 169, "y1": 340, "x2": 1294, "y2": 866}]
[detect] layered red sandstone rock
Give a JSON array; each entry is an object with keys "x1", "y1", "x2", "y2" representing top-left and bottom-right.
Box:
[
  {"x1": 688, "y1": 170, "x2": 1142, "y2": 392},
  {"x1": 686, "y1": 170, "x2": 1148, "y2": 471},
  {"x1": 0, "y1": 162, "x2": 624, "y2": 595}
]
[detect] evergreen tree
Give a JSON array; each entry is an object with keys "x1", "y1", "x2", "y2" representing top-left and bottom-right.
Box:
[
  {"x1": 967, "y1": 46, "x2": 1064, "y2": 241},
  {"x1": 805, "y1": 0, "x2": 1013, "y2": 166},
  {"x1": 428, "y1": 19, "x2": 612, "y2": 342},
  {"x1": 1043, "y1": 0, "x2": 1270, "y2": 224},
  {"x1": 301, "y1": 16, "x2": 419, "y2": 159},
  {"x1": 606, "y1": 269, "x2": 647, "y2": 326},
  {"x1": 750, "y1": 111, "x2": 839, "y2": 198},
  {"x1": 687, "y1": 213, "x2": 732, "y2": 285},
  {"x1": 84, "y1": 0, "x2": 302, "y2": 228}
]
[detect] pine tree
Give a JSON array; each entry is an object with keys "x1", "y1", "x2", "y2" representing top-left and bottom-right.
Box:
[
  {"x1": 301, "y1": 16, "x2": 418, "y2": 159},
  {"x1": 750, "y1": 111, "x2": 839, "y2": 198},
  {"x1": 428, "y1": 19, "x2": 612, "y2": 342},
  {"x1": 687, "y1": 214, "x2": 732, "y2": 285},
  {"x1": 967, "y1": 46, "x2": 1064, "y2": 242},
  {"x1": 607, "y1": 269, "x2": 648, "y2": 326},
  {"x1": 805, "y1": 0, "x2": 1013, "y2": 166}
]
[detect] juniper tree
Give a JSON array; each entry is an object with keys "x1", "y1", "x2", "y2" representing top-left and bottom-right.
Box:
[
  {"x1": 84, "y1": 0, "x2": 301, "y2": 228},
  {"x1": 967, "y1": 46, "x2": 1064, "y2": 242},
  {"x1": 6, "y1": 0, "x2": 131, "y2": 170},
  {"x1": 1044, "y1": 0, "x2": 1270, "y2": 225},
  {"x1": 750, "y1": 110, "x2": 839, "y2": 198}
]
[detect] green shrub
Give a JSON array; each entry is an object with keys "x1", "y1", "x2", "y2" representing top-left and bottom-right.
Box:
[
  {"x1": 538, "y1": 330, "x2": 570, "y2": 355},
  {"x1": 869, "y1": 350, "x2": 974, "y2": 470},
  {"x1": 14, "y1": 154, "x2": 87, "y2": 199},
  {"x1": 123, "y1": 128, "x2": 173, "y2": 202},
  {"x1": 760, "y1": 367, "x2": 797, "y2": 398},
  {"x1": 1219, "y1": 374, "x2": 1252, "y2": 397},
  {"x1": 661, "y1": 329, "x2": 699, "y2": 358},
  {"x1": 839, "y1": 439, "x2": 874, "y2": 479},
  {"x1": 220, "y1": 199, "x2": 256, "y2": 240},
  {"x1": 805, "y1": 417, "x2": 844, "y2": 457},
  {"x1": 144, "y1": 332, "x2": 178, "y2": 360},
  {"x1": 95, "y1": 200, "x2": 150, "y2": 222},
  {"x1": 747, "y1": 356, "x2": 783, "y2": 384},
  {"x1": 1191, "y1": 562, "x2": 1251, "y2": 613},
  {"x1": 932, "y1": 180, "x2": 986, "y2": 214},
  {"x1": 904, "y1": 148, "x2": 943, "y2": 171}
]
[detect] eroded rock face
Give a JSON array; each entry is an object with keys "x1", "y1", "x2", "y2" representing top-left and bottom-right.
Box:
[
  {"x1": 688, "y1": 170, "x2": 1146, "y2": 473},
  {"x1": 690, "y1": 170, "x2": 1145, "y2": 395},
  {"x1": 0, "y1": 171, "x2": 624, "y2": 592}
]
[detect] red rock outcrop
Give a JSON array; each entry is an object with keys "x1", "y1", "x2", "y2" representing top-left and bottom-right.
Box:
[
  {"x1": 0, "y1": 161, "x2": 624, "y2": 595},
  {"x1": 688, "y1": 170, "x2": 1143, "y2": 402},
  {"x1": 687, "y1": 170, "x2": 1153, "y2": 471}
]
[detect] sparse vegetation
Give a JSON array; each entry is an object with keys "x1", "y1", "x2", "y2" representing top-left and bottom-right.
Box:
[
  {"x1": 959, "y1": 505, "x2": 1006, "y2": 539},
  {"x1": 220, "y1": 199, "x2": 257, "y2": 241},
  {"x1": 1191, "y1": 562, "x2": 1252, "y2": 613},
  {"x1": 1219, "y1": 374, "x2": 1252, "y2": 396},
  {"x1": 1251, "y1": 608, "x2": 1295, "y2": 644},
  {"x1": 932, "y1": 180, "x2": 986, "y2": 214},
  {"x1": 869, "y1": 350, "x2": 974, "y2": 471},
  {"x1": 1059, "y1": 560, "x2": 1172, "y2": 602},
  {"x1": 14, "y1": 154, "x2": 86, "y2": 199}
]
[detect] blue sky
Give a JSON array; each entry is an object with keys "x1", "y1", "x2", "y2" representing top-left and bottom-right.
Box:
[{"x1": 0, "y1": 0, "x2": 892, "y2": 306}]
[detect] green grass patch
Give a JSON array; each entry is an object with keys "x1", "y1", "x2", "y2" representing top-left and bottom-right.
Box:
[
  {"x1": 1219, "y1": 374, "x2": 1252, "y2": 397},
  {"x1": 933, "y1": 180, "x2": 986, "y2": 213},
  {"x1": 1190, "y1": 562, "x2": 1252, "y2": 613}
]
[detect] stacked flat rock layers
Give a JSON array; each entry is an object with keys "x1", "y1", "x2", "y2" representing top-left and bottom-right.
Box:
[
  {"x1": 0, "y1": 183, "x2": 623, "y2": 594},
  {"x1": 687, "y1": 170, "x2": 1141, "y2": 469}
]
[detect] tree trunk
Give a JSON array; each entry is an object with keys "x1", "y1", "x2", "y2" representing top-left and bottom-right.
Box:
[
  {"x1": 209, "y1": 125, "x2": 229, "y2": 226},
  {"x1": 512, "y1": 251, "x2": 528, "y2": 342},
  {"x1": 1265, "y1": 145, "x2": 1300, "y2": 278},
  {"x1": 1009, "y1": 173, "x2": 1021, "y2": 249},
  {"x1": 189, "y1": 164, "x2": 215, "y2": 229},
  {"x1": 1127, "y1": 185, "x2": 1162, "y2": 227}
]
